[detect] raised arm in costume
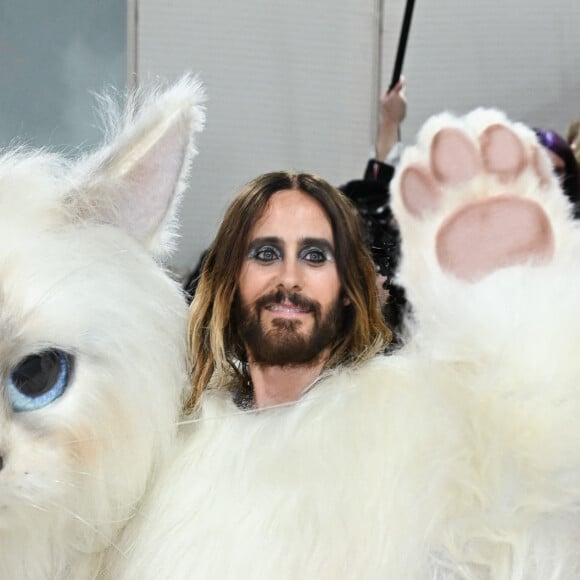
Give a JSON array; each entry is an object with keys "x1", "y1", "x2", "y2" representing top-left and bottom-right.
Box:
[{"x1": 107, "y1": 108, "x2": 580, "y2": 579}]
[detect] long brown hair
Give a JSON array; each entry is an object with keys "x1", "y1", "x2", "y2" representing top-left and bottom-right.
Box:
[{"x1": 185, "y1": 171, "x2": 391, "y2": 411}]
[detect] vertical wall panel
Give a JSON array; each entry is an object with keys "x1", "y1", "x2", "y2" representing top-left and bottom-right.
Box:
[
  {"x1": 137, "y1": 0, "x2": 379, "y2": 275},
  {"x1": 137, "y1": 0, "x2": 580, "y2": 275},
  {"x1": 382, "y1": 0, "x2": 580, "y2": 146},
  {"x1": 0, "y1": 0, "x2": 126, "y2": 150}
]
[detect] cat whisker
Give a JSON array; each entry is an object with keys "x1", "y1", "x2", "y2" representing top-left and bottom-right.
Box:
[
  {"x1": 66, "y1": 470, "x2": 106, "y2": 482},
  {"x1": 54, "y1": 432, "x2": 163, "y2": 447},
  {"x1": 28, "y1": 502, "x2": 49, "y2": 513},
  {"x1": 43, "y1": 498, "x2": 128, "y2": 557},
  {"x1": 51, "y1": 478, "x2": 78, "y2": 489},
  {"x1": 53, "y1": 385, "x2": 346, "y2": 448},
  {"x1": 175, "y1": 375, "x2": 353, "y2": 426}
]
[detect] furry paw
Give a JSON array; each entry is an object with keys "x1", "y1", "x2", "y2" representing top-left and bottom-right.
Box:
[{"x1": 391, "y1": 109, "x2": 574, "y2": 284}]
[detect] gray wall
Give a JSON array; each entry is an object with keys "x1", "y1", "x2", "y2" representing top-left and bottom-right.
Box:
[
  {"x1": 388, "y1": 0, "x2": 580, "y2": 143},
  {"x1": 136, "y1": 0, "x2": 580, "y2": 277},
  {"x1": 0, "y1": 0, "x2": 126, "y2": 151},
  {"x1": 137, "y1": 0, "x2": 381, "y2": 275},
  {"x1": 1, "y1": 1, "x2": 578, "y2": 277}
]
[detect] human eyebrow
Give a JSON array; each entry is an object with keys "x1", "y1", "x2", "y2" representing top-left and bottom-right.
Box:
[
  {"x1": 247, "y1": 237, "x2": 282, "y2": 253},
  {"x1": 246, "y1": 237, "x2": 284, "y2": 261},
  {"x1": 299, "y1": 238, "x2": 334, "y2": 254}
]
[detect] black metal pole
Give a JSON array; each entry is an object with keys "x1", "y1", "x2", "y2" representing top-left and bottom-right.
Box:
[{"x1": 388, "y1": 0, "x2": 416, "y2": 91}]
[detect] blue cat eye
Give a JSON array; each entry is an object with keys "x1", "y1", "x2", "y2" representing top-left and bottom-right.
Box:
[{"x1": 7, "y1": 349, "x2": 73, "y2": 412}]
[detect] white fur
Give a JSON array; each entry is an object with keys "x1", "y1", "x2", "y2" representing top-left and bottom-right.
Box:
[
  {"x1": 107, "y1": 109, "x2": 580, "y2": 579},
  {"x1": 0, "y1": 76, "x2": 204, "y2": 579},
  {"x1": 104, "y1": 283, "x2": 580, "y2": 580}
]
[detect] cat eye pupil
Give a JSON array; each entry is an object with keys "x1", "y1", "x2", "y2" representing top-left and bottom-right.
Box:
[
  {"x1": 13, "y1": 351, "x2": 63, "y2": 397},
  {"x1": 8, "y1": 349, "x2": 73, "y2": 412}
]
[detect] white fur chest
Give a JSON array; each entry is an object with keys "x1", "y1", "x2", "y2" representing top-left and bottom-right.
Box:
[
  {"x1": 110, "y1": 357, "x2": 473, "y2": 579},
  {"x1": 110, "y1": 281, "x2": 580, "y2": 580}
]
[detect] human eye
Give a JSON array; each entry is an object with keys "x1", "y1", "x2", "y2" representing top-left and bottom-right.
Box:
[
  {"x1": 299, "y1": 245, "x2": 334, "y2": 265},
  {"x1": 248, "y1": 244, "x2": 282, "y2": 263}
]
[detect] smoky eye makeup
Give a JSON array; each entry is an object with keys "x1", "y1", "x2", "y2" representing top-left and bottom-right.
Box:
[
  {"x1": 298, "y1": 238, "x2": 335, "y2": 264},
  {"x1": 245, "y1": 237, "x2": 335, "y2": 265},
  {"x1": 246, "y1": 238, "x2": 283, "y2": 262}
]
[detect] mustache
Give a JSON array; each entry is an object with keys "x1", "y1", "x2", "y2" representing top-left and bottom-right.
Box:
[{"x1": 254, "y1": 290, "x2": 318, "y2": 313}]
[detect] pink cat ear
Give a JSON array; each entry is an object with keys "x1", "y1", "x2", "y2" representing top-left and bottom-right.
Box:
[{"x1": 71, "y1": 75, "x2": 205, "y2": 260}]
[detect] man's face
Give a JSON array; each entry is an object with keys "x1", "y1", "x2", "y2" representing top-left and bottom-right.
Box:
[{"x1": 236, "y1": 189, "x2": 344, "y2": 366}]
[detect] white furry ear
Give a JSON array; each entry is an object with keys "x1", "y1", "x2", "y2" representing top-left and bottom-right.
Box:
[{"x1": 70, "y1": 75, "x2": 205, "y2": 259}]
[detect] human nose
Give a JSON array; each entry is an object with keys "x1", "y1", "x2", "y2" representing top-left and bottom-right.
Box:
[{"x1": 276, "y1": 255, "x2": 303, "y2": 291}]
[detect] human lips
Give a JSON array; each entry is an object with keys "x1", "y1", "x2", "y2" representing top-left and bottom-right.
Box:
[{"x1": 265, "y1": 302, "x2": 311, "y2": 315}]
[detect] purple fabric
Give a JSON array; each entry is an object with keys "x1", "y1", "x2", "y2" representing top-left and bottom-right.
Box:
[{"x1": 534, "y1": 128, "x2": 580, "y2": 210}]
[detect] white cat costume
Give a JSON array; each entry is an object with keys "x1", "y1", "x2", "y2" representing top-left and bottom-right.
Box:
[
  {"x1": 106, "y1": 108, "x2": 580, "y2": 580},
  {"x1": 0, "y1": 78, "x2": 204, "y2": 579}
]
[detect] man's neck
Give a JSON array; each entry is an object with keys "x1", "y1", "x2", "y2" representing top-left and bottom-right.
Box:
[{"x1": 249, "y1": 357, "x2": 328, "y2": 409}]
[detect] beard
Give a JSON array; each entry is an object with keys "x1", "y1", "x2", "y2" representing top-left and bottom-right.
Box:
[{"x1": 234, "y1": 289, "x2": 343, "y2": 367}]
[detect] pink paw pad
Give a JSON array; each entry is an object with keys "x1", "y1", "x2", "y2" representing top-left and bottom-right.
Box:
[
  {"x1": 480, "y1": 124, "x2": 526, "y2": 179},
  {"x1": 436, "y1": 197, "x2": 553, "y2": 281},
  {"x1": 398, "y1": 120, "x2": 555, "y2": 281}
]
